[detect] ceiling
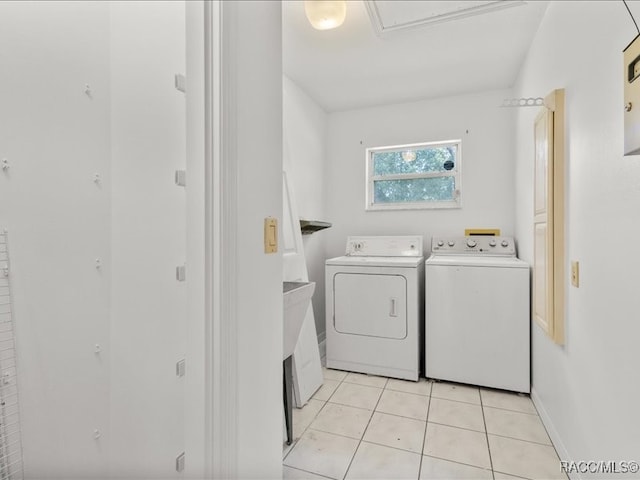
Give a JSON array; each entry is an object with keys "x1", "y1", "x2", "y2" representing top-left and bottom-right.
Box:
[{"x1": 282, "y1": 0, "x2": 549, "y2": 112}]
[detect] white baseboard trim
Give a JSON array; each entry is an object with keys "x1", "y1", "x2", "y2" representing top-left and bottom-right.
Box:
[{"x1": 531, "y1": 387, "x2": 579, "y2": 480}]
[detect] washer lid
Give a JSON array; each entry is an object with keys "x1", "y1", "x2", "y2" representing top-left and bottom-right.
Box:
[
  {"x1": 425, "y1": 255, "x2": 528, "y2": 268},
  {"x1": 327, "y1": 255, "x2": 424, "y2": 268}
]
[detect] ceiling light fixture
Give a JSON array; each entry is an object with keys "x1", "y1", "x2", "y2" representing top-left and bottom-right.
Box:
[
  {"x1": 304, "y1": 0, "x2": 347, "y2": 31},
  {"x1": 401, "y1": 150, "x2": 417, "y2": 162}
]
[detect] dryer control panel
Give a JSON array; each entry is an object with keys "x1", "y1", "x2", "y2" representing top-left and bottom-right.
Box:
[
  {"x1": 346, "y1": 236, "x2": 423, "y2": 257},
  {"x1": 431, "y1": 236, "x2": 516, "y2": 256}
]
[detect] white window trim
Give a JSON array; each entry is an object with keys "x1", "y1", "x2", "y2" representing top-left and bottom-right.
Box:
[{"x1": 365, "y1": 139, "x2": 462, "y2": 211}]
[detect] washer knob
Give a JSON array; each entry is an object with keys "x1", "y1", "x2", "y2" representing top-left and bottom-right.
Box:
[
  {"x1": 447, "y1": 241, "x2": 455, "y2": 247},
  {"x1": 437, "y1": 240, "x2": 444, "y2": 247},
  {"x1": 466, "y1": 239, "x2": 477, "y2": 248},
  {"x1": 501, "y1": 240, "x2": 509, "y2": 247},
  {"x1": 489, "y1": 239, "x2": 497, "y2": 247}
]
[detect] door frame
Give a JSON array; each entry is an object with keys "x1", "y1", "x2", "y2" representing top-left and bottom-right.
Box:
[
  {"x1": 184, "y1": 1, "x2": 239, "y2": 477},
  {"x1": 205, "y1": 1, "x2": 239, "y2": 477},
  {"x1": 196, "y1": 2, "x2": 283, "y2": 476}
]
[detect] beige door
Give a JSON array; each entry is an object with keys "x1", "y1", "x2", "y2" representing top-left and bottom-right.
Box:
[{"x1": 533, "y1": 89, "x2": 565, "y2": 345}]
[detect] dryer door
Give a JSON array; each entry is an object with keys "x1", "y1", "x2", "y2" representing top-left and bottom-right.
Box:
[{"x1": 333, "y1": 273, "x2": 407, "y2": 339}]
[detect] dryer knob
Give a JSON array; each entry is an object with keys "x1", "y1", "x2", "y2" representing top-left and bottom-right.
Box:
[
  {"x1": 489, "y1": 239, "x2": 497, "y2": 247},
  {"x1": 447, "y1": 241, "x2": 455, "y2": 247},
  {"x1": 466, "y1": 239, "x2": 477, "y2": 248},
  {"x1": 501, "y1": 240, "x2": 509, "y2": 247},
  {"x1": 437, "y1": 240, "x2": 444, "y2": 247}
]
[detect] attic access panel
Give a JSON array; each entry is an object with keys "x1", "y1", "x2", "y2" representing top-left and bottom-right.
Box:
[{"x1": 365, "y1": 0, "x2": 525, "y2": 35}]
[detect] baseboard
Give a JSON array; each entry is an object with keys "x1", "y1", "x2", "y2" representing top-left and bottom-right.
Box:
[{"x1": 531, "y1": 387, "x2": 579, "y2": 480}]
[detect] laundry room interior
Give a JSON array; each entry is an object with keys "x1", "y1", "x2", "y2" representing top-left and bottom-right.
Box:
[
  {"x1": 0, "y1": 1, "x2": 639, "y2": 480},
  {"x1": 281, "y1": 1, "x2": 640, "y2": 479}
]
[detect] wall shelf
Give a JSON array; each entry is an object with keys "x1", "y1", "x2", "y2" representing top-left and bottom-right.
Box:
[{"x1": 299, "y1": 219, "x2": 332, "y2": 235}]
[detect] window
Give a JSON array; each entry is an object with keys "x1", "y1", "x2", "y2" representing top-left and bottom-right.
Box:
[{"x1": 365, "y1": 140, "x2": 461, "y2": 211}]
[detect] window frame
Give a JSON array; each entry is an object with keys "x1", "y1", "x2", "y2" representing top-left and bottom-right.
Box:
[{"x1": 365, "y1": 139, "x2": 462, "y2": 211}]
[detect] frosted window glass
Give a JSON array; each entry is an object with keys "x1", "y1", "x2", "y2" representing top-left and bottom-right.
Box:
[
  {"x1": 374, "y1": 177, "x2": 455, "y2": 203},
  {"x1": 372, "y1": 146, "x2": 456, "y2": 176}
]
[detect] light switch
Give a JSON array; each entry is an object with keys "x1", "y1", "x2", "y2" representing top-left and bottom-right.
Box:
[
  {"x1": 571, "y1": 261, "x2": 579, "y2": 287},
  {"x1": 264, "y1": 218, "x2": 277, "y2": 254}
]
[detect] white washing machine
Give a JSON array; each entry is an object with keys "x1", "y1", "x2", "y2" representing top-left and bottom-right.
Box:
[
  {"x1": 425, "y1": 236, "x2": 530, "y2": 393},
  {"x1": 326, "y1": 236, "x2": 424, "y2": 381}
]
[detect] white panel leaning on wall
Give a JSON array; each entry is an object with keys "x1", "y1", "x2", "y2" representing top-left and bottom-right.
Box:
[{"x1": 282, "y1": 173, "x2": 323, "y2": 407}]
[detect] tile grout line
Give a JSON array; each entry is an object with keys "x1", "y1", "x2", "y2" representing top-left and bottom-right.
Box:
[
  {"x1": 425, "y1": 419, "x2": 488, "y2": 435},
  {"x1": 283, "y1": 399, "x2": 328, "y2": 462},
  {"x1": 283, "y1": 465, "x2": 337, "y2": 480},
  {"x1": 294, "y1": 373, "x2": 439, "y2": 479},
  {"x1": 306, "y1": 408, "x2": 433, "y2": 453},
  {"x1": 417, "y1": 383, "x2": 433, "y2": 480},
  {"x1": 340, "y1": 376, "x2": 389, "y2": 480},
  {"x1": 524, "y1": 396, "x2": 570, "y2": 479},
  {"x1": 482, "y1": 403, "x2": 540, "y2": 416},
  {"x1": 479, "y1": 390, "x2": 496, "y2": 480},
  {"x1": 423, "y1": 452, "x2": 502, "y2": 474},
  {"x1": 330, "y1": 401, "x2": 428, "y2": 422},
  {"x1": 305, "y1": 391, "x2": 434, "y2": 452},
  {"x1": 301, "y1": 374, "x2": 557, "y2": 480},
  {"x1": 487, "y1": 431, "x2": 554, "y2": 447},
  {"x1": 430, "y1": 394, "x2": 483, "y2": 407},
  {"x1": 284, "y1": 370, "x2": 347, "y2": 463}
]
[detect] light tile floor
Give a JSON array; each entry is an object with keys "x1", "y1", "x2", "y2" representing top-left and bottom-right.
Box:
[{"x1": 283, "y1": 369, "x2": 568, "y2": 480}]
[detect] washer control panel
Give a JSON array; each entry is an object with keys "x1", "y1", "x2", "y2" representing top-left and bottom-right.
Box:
[
  {"x1": 431, "y1": 236, "x2": 516, "y2": 256},
  {"x1": 346, "y1": 236, "x2": 423, "y2": 257}
]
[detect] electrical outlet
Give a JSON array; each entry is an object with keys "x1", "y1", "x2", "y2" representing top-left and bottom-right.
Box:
[{"x1": 571, "y1": 261, "x2": 579, "y2": 287}]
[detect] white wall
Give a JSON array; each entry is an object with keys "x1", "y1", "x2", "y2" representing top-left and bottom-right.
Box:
[
  {"x1": 231, "y1": 2, "x2": 284, "y2": 478},
  {"x1": 109, "y1": 2, "x2": 187, "y2": 477},
  {"x1": 0, "y1": 2, "x2": 112, "y2": 476},
  {"x1": 325, "y1": 90, "x2": 516, "y2": 261},
  {"x1": 514, "y1": 1, "x2": 640, "y2": 473},
  {"x1": 283, "y1": 76, "x2": 328, "y2": 338},
  {"x1": 0, "y1": 2, "x2": 190, "y2": 477},
  {"x1": 184, "y1": 1, "x2": 207, "y2": 477}
]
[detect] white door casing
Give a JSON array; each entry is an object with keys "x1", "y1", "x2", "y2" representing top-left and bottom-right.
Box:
[{"x1": 198, "y1": 1, "x2": 284, "y2": 477}]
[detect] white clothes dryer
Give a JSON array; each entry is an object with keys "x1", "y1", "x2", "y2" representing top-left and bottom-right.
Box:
[
  {"x1": 425, "y1": 236, "x2": 530, "y2": 393},
  {"x1": 325, "y1": 236, "x2": 424, "y2": 381}
]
